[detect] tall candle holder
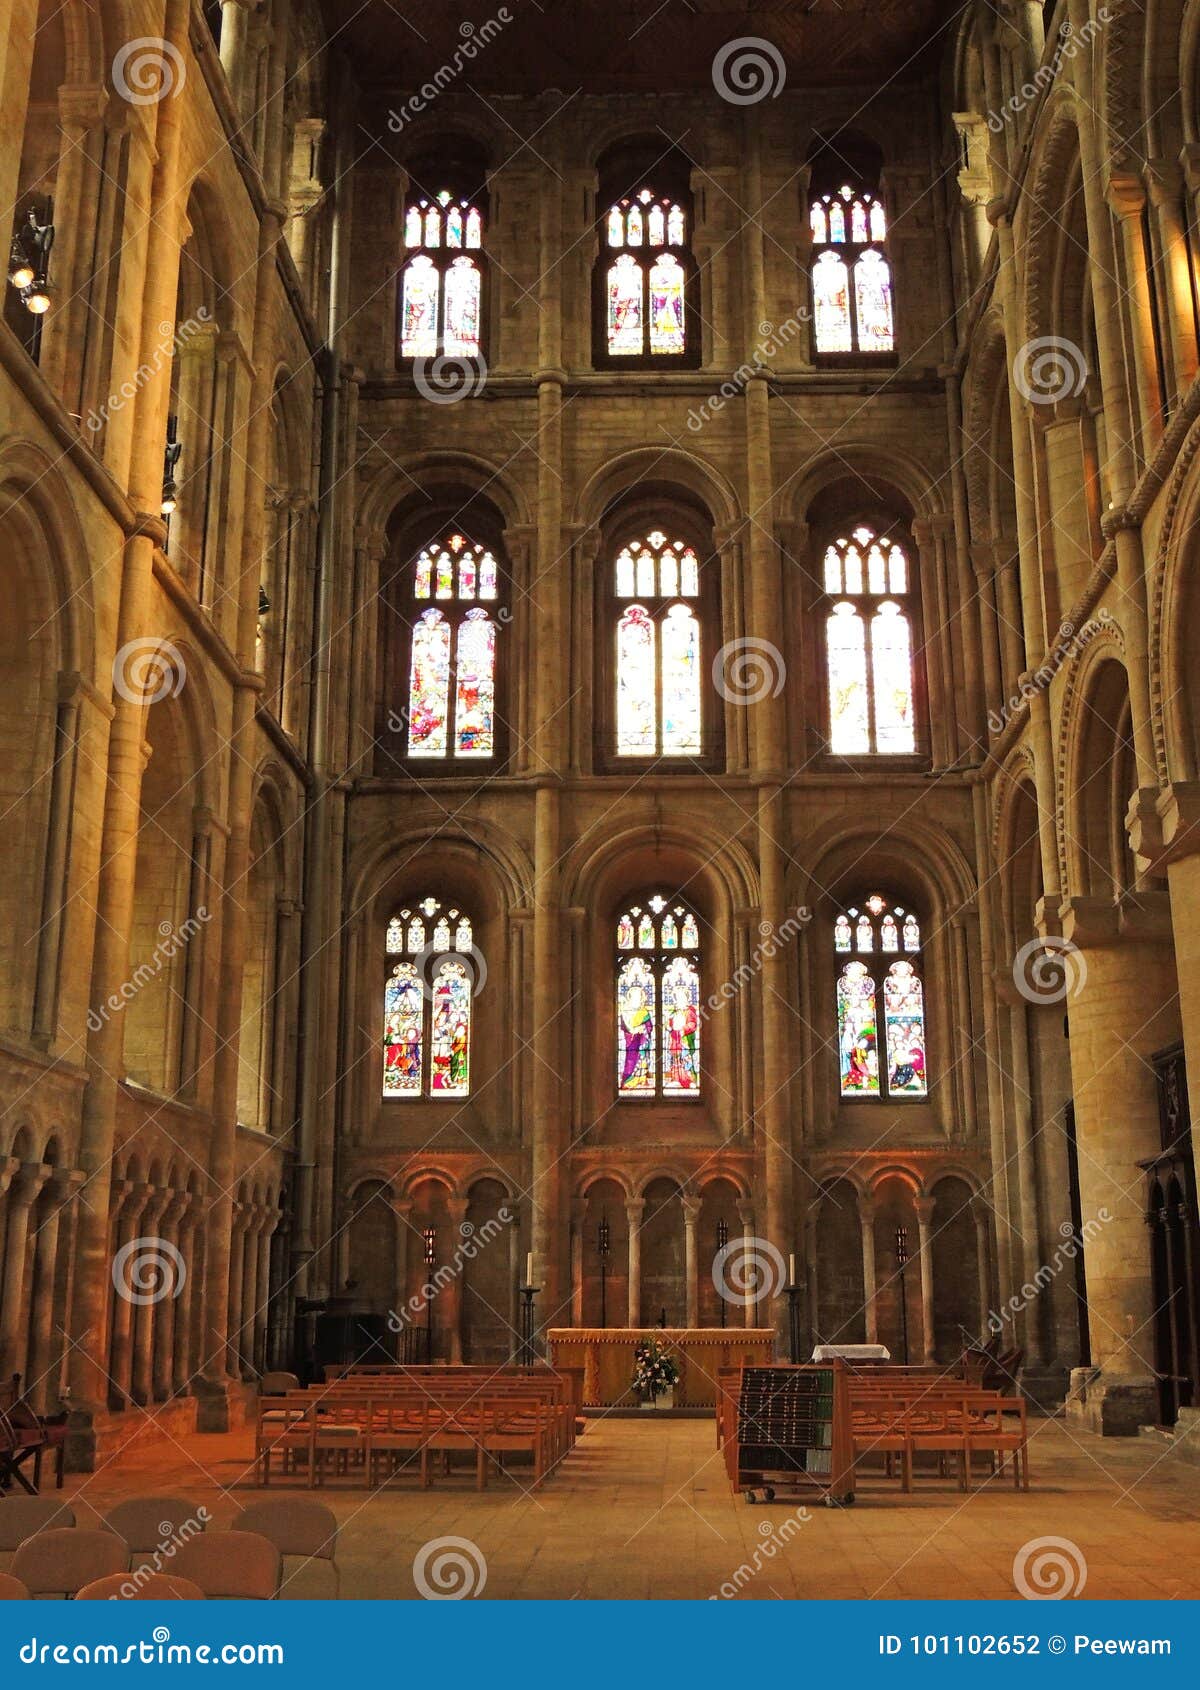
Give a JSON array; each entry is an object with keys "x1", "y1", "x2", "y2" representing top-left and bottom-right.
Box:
[{"x1": 518, "y1": 1280, "x2": 540, "y2": 1366}]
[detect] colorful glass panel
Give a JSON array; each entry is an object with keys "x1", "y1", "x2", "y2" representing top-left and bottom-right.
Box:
[
  {"x1": 407, "y1": 915, "x2": 425, "y2": 952},
  {"x1": 851, "y1": 198, "x2": 869, "y2": 242},
  {"x1": 386, "y1": 917, "x2": 404, "y2": 953},
  {"x1": 408, "y1": 608, "x2": 451, "y2": 756},
  {"x1": 445, "y1": 205, "x2": 463, "y2": 247},
  {"x1": 607, "y1": 206, "x2": 624, "y2": 247},
  {"x1": 466, "y1": 208, "x2": 482, "y2": 248},
  {"x1": 627, "y1": 205, "x2": 643, "y2": 246},
  {"x1": 661, "y1": 912, "x2": 678, "y2": 949},
  {"x1": 867, "y1": 541, "x2": 887, "y2": 594},
  {"x1": 401, "y1": 256, "x2": 439, "y2": 358},
  {"x1": 648, "y1": 204, "x2": 665, "y2": 246},
  {"x1": 827, "y1": 603, "x2": 869, "y2": 753},
  {"x1": 415, "y1": 548, "x2": 433, "y2": 600},
  {"x1": 682, "y1": 912, "x2": 699, "y2": 948},
  {"x1": 454, "y1": 609, "x2": 496, "y2": 757},
  {"x1": 680, "y1": 549, "x2": 699, "y2": 595},
  {"x1": 649, "y1": 254, "x2": 685, "y2": 355},
  {"x1": 824, "y1": 544, "x2": 842, "y2": 594},
  {"x1": 405, "y1": 206, "x2": 423, "y2": 247},
  {"x1": 854, "y1": 250, "x2": 895, "y2": 352},
  {"x1": 607, "y1": 254, "x2": 643, "y2": 355},
  {"x1": 430, "y1": 960, "x2": 471, "y2": 1095},
  {"x1": 458, "y1": 547, "x2": 477, "y2": 599},
  {"x1": 661, "y1": 956, "x2": 700, "y2": 1094},
  {"x1": 435, "y1": 549, "x2": 454, "y2": 598},
  {"x1": 383, "y1": 963, "x2": 424, "y2": 1096},
  {"x1": 661, "y1": 602, "x2": 701, "y2": 754},
  {"x1": 881, "y1": 913, "x2": 899, "y2": 952},
  {"x1": 884, "y1": 961, "x2": 926, "y2": 1096},
  {"x1": 617, "y1": 957, "x2": 656, "y2": 1093},
  {"x1": 617, "y1": 912, "x2": 635, "y2": 949},
  {"x1": 638, "y1": 910, "x2": 655, "y2": 949},
  {"x1": 444, "y1": 256, "x2": 481, "y2": 356},
  {"x1": 834, "y1": 914, "x2": 852, "y2": 952},
  {"x1": 813, "y1": 251, "x2": 852, "y2": 354},
  {"x1": 870, "y1": 200, "x2": 887, "y2": 241},
  {"x1": 903, "y1": 913, "x2": 920, "y2": 952},
  {"x1": 855, "y1": 913, "x2": 873, "y2": 951},
  {"x1": 478, "y1": 549, "x2": 498, "y2": 599},
  {"x1": 838, "y1": 961, "x2": 879, "y2": 1096},
  {"x1": 828, "y1": 199, "x2": 846, "y2": 243},
  {"x1": 667, "y1": 205, "x2": 685, "y2": 246},
  {"x1": 617, "y1": 605, "x2": 656, "y2": 754},
  {"x1": 616, "y1": 549, "x2": 634, "y2": 596},
  {"x1": 871, "y1": 602, "x2": 915, "y2": 752},
  {"x1": 810, "y1": 203, "x2": 827, "y2": 242},
  {"x1": 424, "y1": 206, "x2": 440, "y2": 246}
]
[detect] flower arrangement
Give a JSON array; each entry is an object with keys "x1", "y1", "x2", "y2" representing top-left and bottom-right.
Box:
[{"x1": 631, "y1": 1338, "x2": 680, "y2": 1402}]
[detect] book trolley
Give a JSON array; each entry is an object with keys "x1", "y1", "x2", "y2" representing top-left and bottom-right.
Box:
[{"x1": 726, "y1": 1363, "x2": 855, "y2": 1505}]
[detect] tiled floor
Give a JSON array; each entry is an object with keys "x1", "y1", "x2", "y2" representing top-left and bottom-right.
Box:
[{"x1": 46, "y1": 1414, "x2": 1200, "y2": 1599}]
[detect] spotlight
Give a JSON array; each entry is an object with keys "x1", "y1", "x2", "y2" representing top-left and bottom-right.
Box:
[
  {"x1": 24, "y1": 283, "x2": 52, "y2": 315},
  {"x1": 161, "y1": 414, "x2": 182, "y2": 516},
  {"x1": 9, "y1": 202, "x2": 55, "y2": 313}
]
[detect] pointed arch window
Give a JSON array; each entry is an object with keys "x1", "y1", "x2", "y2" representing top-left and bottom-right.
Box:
[
  {"x1": 383, "y1": 898, "x2": 476, "y2": 1098},
  {"x1": 399, "y1": 189, "x2": 485, "y2": 361},
  {"x1": 596, "y1": 186, "x2": 698, "y2": 366},
  {"x1": 612, "y1": 530, "x2": 704, "y2": 759},
  {"x1": 404, "y1": 532, "x2": 503, "y2": 762},
  {"x1": 616, "y1": 894, "x2": 701, "y2": 1099},
  {"x1": 836, "y1": 894, "x2": 927, "y2": 1100},
  {"x1": 810, "y1": 183, "x2": 894, "y2": 357},
  {"x1": 822, "y1": 524, "x2": 917, "y2": 755}
]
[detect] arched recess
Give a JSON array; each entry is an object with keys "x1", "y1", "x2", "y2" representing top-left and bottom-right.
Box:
[
  {"x1": 794, "y1": 818, "x2": 978, "y2": 1144},
  {"x1": 165, "y1": 179, "x2": 240, "y2": 617},
  {"x1": 562, "y1": 820, "x2": 761, "y2": 1145},
  {"x1": 963, "y1": 317, "x2": 1026, "y2": 705},
  {"x1": 122, "y1": 650, "x2": 218, "y2": 1097},
  {"x1": 639, "y1": 1177, "x2": 686, "y2": 1326},
  {"x1": 258, "y1": 371, "x2": 314, "y2": 737},
  {"x1": 462, "y1": 1176, "x2": 514, "y2": 1363},
  {"x1": 697, "y1": 1176, "x2": 742, "y2": 1327},
  {"x1": 346, "y1": 1178, "x2": 396, "y2": 1311},
  {"x1": 579, "y1": 1175, "x2": 631, "y2": 1328},
  {"x1": 402, "y1": 1177, "x2": 453, "y2": 1362},
  {"x1": 929, "y1": 1174, "x2": 981, "y2": 1359},
  {"x1": 0, "y1": 446, "x2": 91, "y2": 1042},
  {"x1": 812, "y1": 1178, "x2": 866, "y2": 1345},
  {"x1": 1062, "y1": 651, "x2": 1142, "y2": 902},
  {"x1": 1152, "y1": 441, "x2": 1200, "y2": 785}
]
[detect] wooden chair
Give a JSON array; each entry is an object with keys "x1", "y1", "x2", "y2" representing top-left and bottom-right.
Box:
[
  {"x1": 103, "y1": 1496, "x2": 207, "y2": 1576},
  {"x1": 0, "y1": 1496, "x2": 75, "y2": 1569},
  {"x1": 172, "y1": 1531, "x2": 280, "y2": 1600},
  {"x1": 965, "y1": 1395, "x2": 1029, "y2": 1489},
  {"x1": 235, "y1": 1499, "x2": 340, "y2": 1599},
  {"x1": 76, "y1": 1571, "x2": 205, "y2": 1600},
  {"x1": 0, "y1": 1571, "x2": 29, "y2": 1598},
  {"x1": 260, "y1": 1372, "x2": 301, "y2": 1395},
  {"x1": 12, "y1": 1528, "x2": 128, "y2": 1599}
]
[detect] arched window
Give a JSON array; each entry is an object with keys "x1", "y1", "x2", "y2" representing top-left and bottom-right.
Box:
[
  {"x1": 835, "y1": 894, "x2": 927, "y2": 1100},
  {"x1": 613, "y1": 530, "x2": 703, "y2": 759},
  {"x1": 822, "y1": 525, "x2": 917, "y2": 755},
  {"x1": 399, "y1": 188, "x2": 485, "y2": 361},
  {"x1": 594, "y1": 146, "x2": 699, "y2": 368},
  {"x1": 404, "y1": 531, "x2": 504, "y2": 762},
  {"x1": 616, "y1": 894, "x2": 701, "y2": 1099},
  {"x1": 809, "y1": 173, "x2": 894, "y2": 357},
  {"x1": 383, "y1": 898, "x2": 476, "y2": 1098}
]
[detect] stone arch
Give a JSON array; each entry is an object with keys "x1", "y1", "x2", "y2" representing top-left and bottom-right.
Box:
[
  {"x1": 1059, "y1": 642, "x2": 1140, "y2": 900},
  {"x1": 572, "y1": 447, "x2": 741, "y2": 535},
  {"x1": 1149, "y1": 424, "x2": 1200, "y2": 782}
]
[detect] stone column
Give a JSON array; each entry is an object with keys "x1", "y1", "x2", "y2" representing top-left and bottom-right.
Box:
[
  {"x1": 0, "y1": 1164, "x2": 49, "y2": 1378},
  {"x1": 26, "y1": 1171, "x2": 81, "y2": 1410},
  {"x1": 389, "y1": 1197, "x2": 412, "y2": 1345},
  {"x1": 446, "y1": 1197, "x2": 470, "y2": 1364},
  {"x1": 131, "y1": 1187, "x2": 172, "y2": 1405},
  {"x1": 0, "y1": 0, "x2": 38, "y2": 226},
  {"x1": 108, "y1": 1183, "x2": 150, "y2": 1408},
  {"x1": 238, "y1": 1205, "x2": 265, "y2": 1375},
  {"x1": 951, "y1": 915, "x2": 980, "y2": 1139},
  {"x1": 172, "y1": 1202, "x2": 201, "y2": 1394},
  {"x1": 31, "y1": 679, "x2": 82, "y2": 1044},
  {"x1": 736, "y1": 1199, "x2": 757, "y2": 1330},
  {"x1": 859, "y1": 1195, "x2": 878, "y2": 1345},
  {"x1": 625, "y1": 1198, "x2": 644, "y2": 1328},
  {"x1": 682, "y1": 1196, "x2": 701, "y2": 1328},
  {"x1": 69, "y1": 0, "x2": 192, "y2": 1458},
  {"x1": 1148, "y1": 157, "x2": 1199, "y2": 400},
  {"x1": 226, "y1": 1202, "x2": 247, "y2": 1376},
  {"x1": 253, "y1": 1208, "x2": 278, "y2": 1376},
  {"x1": 1106, "y1": 172, "x2": 1163, "y2": 457},
  {"x1": 915, "y1": 1198, "x2": 937, "y2": 1364},
  {"x1": 1060, "y1": 894, "x2": 1180, "y2": 1432}
]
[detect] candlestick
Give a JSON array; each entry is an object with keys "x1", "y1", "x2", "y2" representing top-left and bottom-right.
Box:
[
  {"x1": 788, "y1": 1252, "x2": 796, "y2": 1284},
  {"x1": 525, "y1": 1250, "x2": 534, "y2": 1286}
]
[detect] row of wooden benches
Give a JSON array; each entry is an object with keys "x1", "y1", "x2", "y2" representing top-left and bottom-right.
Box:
[
  {"x1": 256, "y1": 1366, "x2": 583, "y2": 1490},
  {"x1": 716, "y1": 1366, "x2": 1031, "y2": 1493}
]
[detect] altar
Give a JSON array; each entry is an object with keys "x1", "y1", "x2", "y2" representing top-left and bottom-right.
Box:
[{"x1": 547, "y1": 1327, "x2": 776, "y2": 1408}]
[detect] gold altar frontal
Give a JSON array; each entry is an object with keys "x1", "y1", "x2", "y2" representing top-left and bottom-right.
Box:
[{"x1": 547, "y1": 1328, "x2": 776, "y2": 1408}]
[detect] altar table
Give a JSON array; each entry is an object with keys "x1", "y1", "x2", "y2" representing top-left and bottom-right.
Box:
[{"x1": 546, "y1": 1328, "x2": 776, "y2": 1408}]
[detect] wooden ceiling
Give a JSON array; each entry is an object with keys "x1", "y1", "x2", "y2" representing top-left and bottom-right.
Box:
[{"x1": 324, "y1": 0, "x2": 961, "y2": 93}]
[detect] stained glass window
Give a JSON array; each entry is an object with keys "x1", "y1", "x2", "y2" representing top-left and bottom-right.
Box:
[
  {"x1": 406, "y1": 533, "x2": 504, "y2": 762},
  {"x1": 617, "y1": 894, "x2": 701, "y2": 1099},
  {"x1": 399, "y1": 190, "x2": 486, "y2": 363},
  {"x1": 835, "y1": 897, "x2": 927, "y2": 1100},
  {"x1": 602, "y1": 187, "x2": 691, "y2": 360},
  {"x1": 823, "y1": 527, "x2": 917, "y2": 756},
  {"x1": 383, "y1": 898, "x2": 476, "y2": 1098},
  {"x1": 613, "y1": 532, "x2": 704, "y2": 759},
  {"x1": 810, "y1": 184, "x2": 894, "y2": 356}
]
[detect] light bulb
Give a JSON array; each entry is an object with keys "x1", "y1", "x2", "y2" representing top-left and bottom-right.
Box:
[
  {"x1": 24, "y1": 286, "x2": 51, "y2": 314},
  {"x1": 10, "y1": 261, "x2": 34, "y2": 291}
]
